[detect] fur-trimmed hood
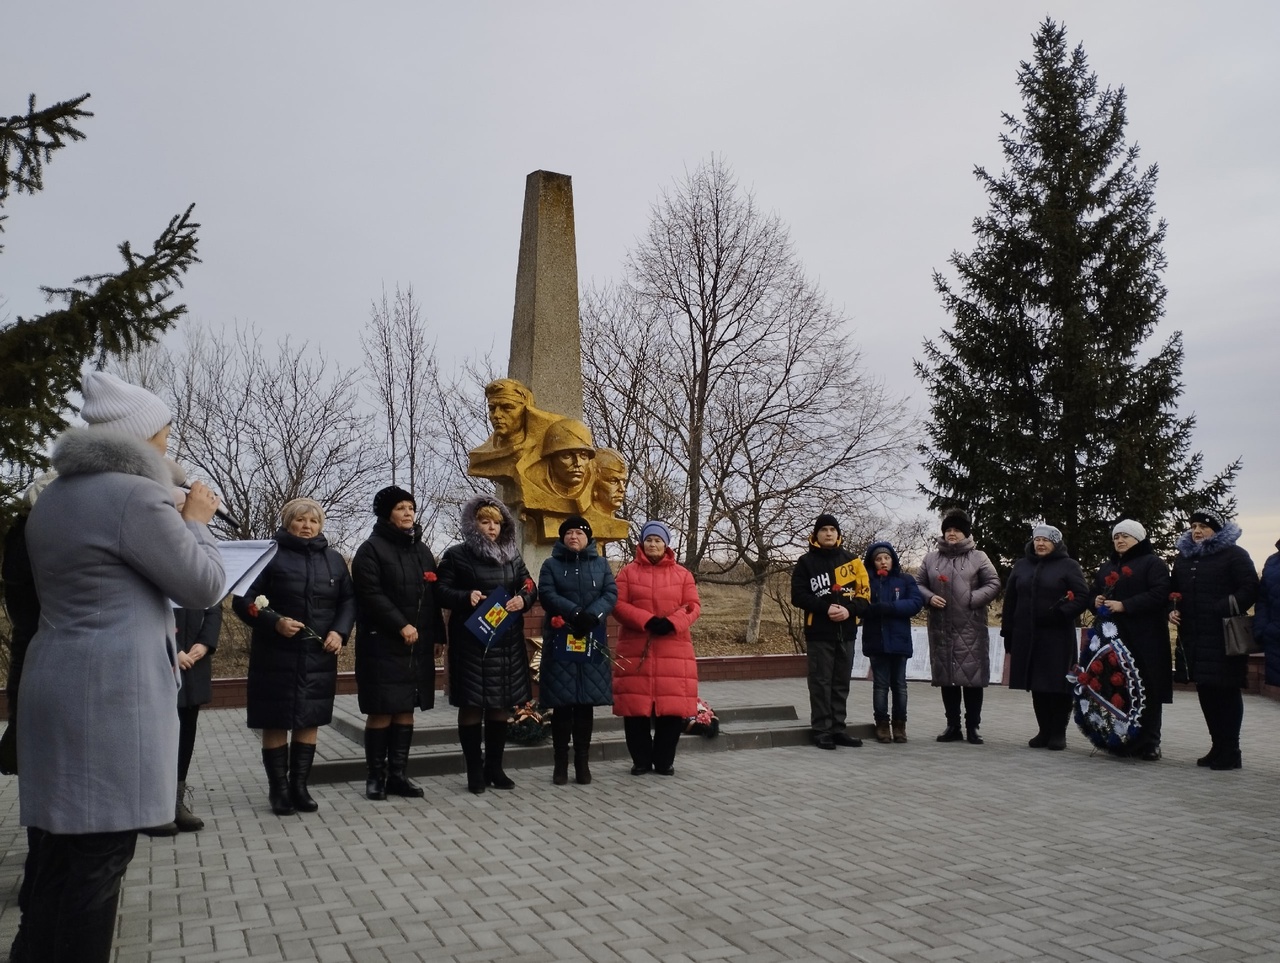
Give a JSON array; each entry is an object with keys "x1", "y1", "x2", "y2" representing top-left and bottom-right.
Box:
[
  {"x1": 50, "y1": 428, "x2": 171, "y2": 488},
  {"x1": 460, "y1": 494, "x2": 521, "y2": 564},
  {"x1": 864, "y1": 540, "x2": 902, "y2": 575},
  {"x1": 1176, "y1": 520, "x2": 1243, "y2": 558}
]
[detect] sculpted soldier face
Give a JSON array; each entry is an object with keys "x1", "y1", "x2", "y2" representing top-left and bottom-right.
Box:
[
  {"x1": 487, "y1": 397, "x2": 526, "y2": 441},
  {"x1": 550, "y1": 449, "x2": 592, "y2": 492},
  {"x1": 594, "y1": 465, "x2": 627, "y2": 511}
]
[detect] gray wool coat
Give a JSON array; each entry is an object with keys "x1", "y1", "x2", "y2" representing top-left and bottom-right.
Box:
[
  {"x1": 18, "y1": 429, "x2": 225, "y2": 834},
  {"x1": 915, "y1": 537, "x2": 1002, "y2": 687}
]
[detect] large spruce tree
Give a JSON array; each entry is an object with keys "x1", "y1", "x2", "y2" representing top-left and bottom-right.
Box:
[
  {"x1": 0, "y1": 94, "x2": 200, "y2": 525},
  {"x1": 916, "y1": 19, "x2": 1236, "y2": 570}
]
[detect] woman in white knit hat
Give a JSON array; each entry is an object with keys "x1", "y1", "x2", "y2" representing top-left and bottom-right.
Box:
[{"x1": 10, "y1": 371, "x2": 225, "y2": 963}]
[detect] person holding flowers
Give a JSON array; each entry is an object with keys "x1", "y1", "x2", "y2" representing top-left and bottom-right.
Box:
[
  {"x1": 914, "y1": 510, "x2": 1001, "y2": 744},
  {"x1": 437, "y1": 494, "x2": 536, "y2": 793},
  {"x1": 351, "y1": 486, "x2": 446, "y2": 800},
  {"x1": 1002, "y1": 524, "x2": 1089, "y2": 750},
  {"x1": 1169, "y1": 508, "x2": 1259, "y2": 770},
  {"x1": 537, "y1": 515, "x2": 618, "y2": 785},
  {"x1": 234, "y1": 497, "x2": 354, "y2": 815},
  {"x1": 1090, "y1": 519, "x2": 1172, "y2": 760}
]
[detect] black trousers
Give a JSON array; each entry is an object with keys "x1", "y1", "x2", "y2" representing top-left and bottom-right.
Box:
[
  {"x1": 1030, "y1": 691, "x2": 1073, "y2": 737},
  {"x1": 806, "y1": 636, "x2": 853, "y2": 734},
  {"x1": 9, "y1": 827, "x2": 138, "y2": 963},
  {"x1": 177, "y1": 704, "x2": 200, "y2": 781},
  {"x1": 1196, "y1": 685, "x2": 1243, "y2": 752},
  {"x1": 623, "y1": 715, "x2": 684, "y2": 771},
  {"x1": 940, "y1": 685, "x2": 984, "y2": 728}
]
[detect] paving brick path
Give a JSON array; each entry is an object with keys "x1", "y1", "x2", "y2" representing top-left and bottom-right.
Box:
[{"x1": 2, "y1": 680, "x2": 1278, "y2": 962}]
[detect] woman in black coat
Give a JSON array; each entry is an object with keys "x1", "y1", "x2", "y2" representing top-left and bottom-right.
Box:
[
  {"x1": 437, "y1": 494, "x2": 535, "y2": 794},
  {"x1": 173, "y1": 604, "x2": 220, "y2": 830},
  {"x1": 1170, "y1": 508, "x2": 1259, "y2": 770},
  {"x1": 1091, "y1": 519, "x2": 1171, "y2": 761},
  {"x1": 234, "y1": 498, "x2": 354, "y2": 816},
  {"x1": 1002, "y1": 524, "x2": 1089, "y2": 750},
  {"x1": 351, "y1": 486, "x2": 446, "y2": 801}
]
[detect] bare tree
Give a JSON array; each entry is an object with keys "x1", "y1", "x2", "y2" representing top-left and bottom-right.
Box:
[
  {"x1": 161, "y1": 324, "x2": 381, "y2": 550},
  {"x1": 584, "y1": 156, "x2": 916, "y2": 642}
]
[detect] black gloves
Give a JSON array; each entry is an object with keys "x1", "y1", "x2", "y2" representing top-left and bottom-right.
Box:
[
  {"x1": 652, "y1": 617, "x2": 675, "y2": 635},
  {"x1": 571, "y1": 611, "x2": 599, "y2": 635}
]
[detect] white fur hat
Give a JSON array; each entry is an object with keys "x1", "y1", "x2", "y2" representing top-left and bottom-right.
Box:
[
  {"x1": 1112, "y1": 519, "x2": 1147, "y2": 542},
  {"x1": 80, "y1": 371, "x2": 171, "y2": 440}
]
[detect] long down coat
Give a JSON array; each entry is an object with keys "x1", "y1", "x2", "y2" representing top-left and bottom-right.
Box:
[
  {"x1": 915, "y1": 536, "x2": 1001, "y2": 687},
  {"x1": 351, "y1": 520, "x2": 446, "y2": 714},
  {"x1": 1170, "y1": 522, "x2": 1259, "y2": 689},
  {"x1": 537, "y1": 540, "x2": 617, "y2": 707},
  {"x1": 611, "y1": 546, "x2": 700, "y2": 719},
  {"x1": 436, "y1": 496, "x2": 535, "y2": 709},
  {"x1": 1257, "y1": 541, "x2": 1280, "y2": 688},
  {"x1": 19, "y1": 429, "x2": 224, "y2": 834},
  {"x1": 175, "y1": 605, "x2": 222, "y2": 709},
  {"x1": 1092, "y1": 539, "x2": 1173, "y2": 705},
  {"x1": 235, "y1": 529, "x2": 356, "y2": 728},
  {"x1": 1002, "y1": 540, "x2": 1090, "y2": 694}
]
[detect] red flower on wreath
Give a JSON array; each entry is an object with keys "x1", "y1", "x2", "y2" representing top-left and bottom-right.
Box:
[
  {"x1": 423, "y1": 571, "x2": 438, "y2": 582},
  {"x1": 1089, "y1": 660, "x2": 1103, "y2": 674},
  {"x1": 1110, "y1": 694, "x2": 1126, "y2": 710},
  {"x1": 1106, "y1": 652, "x2": 1119, "y2": 668},
  {"x1": 1077, "y1": 671, "x2": 1089, "y2": 685},
  {"x1": 550, "y1": 615, "x2": 565, "y2": 629},
  {"x1": 1089, "y1": 678, "x2": 1102, "y2": 692},
  {"x1": 1110, "y1": 672, "x2": 1125, "y2": 687}
]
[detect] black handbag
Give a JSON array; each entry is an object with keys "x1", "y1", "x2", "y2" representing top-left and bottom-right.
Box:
[{"x1": 1223, "y1": 595, "x2": 1258, "y2": 657}]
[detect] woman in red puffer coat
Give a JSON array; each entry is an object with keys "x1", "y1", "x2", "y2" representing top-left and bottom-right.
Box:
[{"x1": 612, "y1": 520, "x2": 700, "y2": 776}]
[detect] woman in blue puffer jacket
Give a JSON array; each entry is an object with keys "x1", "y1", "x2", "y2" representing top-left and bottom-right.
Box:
[
  {"x1": 861, "y1": 541, "x2": 923, "y2": 744},
  {"x1": 537, "y1": 515, "x2": 618, "y2": 786}
]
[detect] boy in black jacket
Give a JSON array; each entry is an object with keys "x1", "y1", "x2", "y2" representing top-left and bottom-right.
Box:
[{"x1": 791, "y1": 514, "x2": 870, "y2": 749}]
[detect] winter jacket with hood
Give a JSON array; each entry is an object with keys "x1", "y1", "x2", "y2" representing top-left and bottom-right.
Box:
[
  {"x1": 19, "y1": 429, "x2": 224, "y2": 833},
  {"x1": 1171, "y1": 522, "x2": 1259, "y2": 688},
  {"x1": 1002, "y1": 540, "x2": 1090, "y2": 693},
  {"x1": 790, "y1": 534, "x2": 870, "y2": 645},
  {"x1": 237, "y1": 527, "x2": 357, "y2": 726},
  {"x1": 437, "y1": 495, "x2": 535, "y2": 708},
  {"x1": 914, "y1": 535, "x2": 1001, "y2": 687},
  {"x1": 1257, "y1": 540, "x2": 1280, "y2": 688},
  {"x1": 1091, "y1": 538, "x2": 1173, "y2": 705},
  {"x1": 611, "y1": 544, "x2": 699, "y2": 718},
  {"x1": 860, "y1": 542, "x2": 923, "y2": 657},
  {"x1": 538, "y1": 539, "x2": 617, "y2": 707}
]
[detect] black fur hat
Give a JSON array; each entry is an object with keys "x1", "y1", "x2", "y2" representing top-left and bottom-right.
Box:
[
  {"x1": 373, "y1": 485, "x2": 415, "y2": 520},
  {"x1": 941, "y1": 509, "x2": 972, "y2": 538}
]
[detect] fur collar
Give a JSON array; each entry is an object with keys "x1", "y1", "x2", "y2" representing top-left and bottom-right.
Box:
[
  {"x1": 1176, "y1": 521, "x2": 1242, "y2": 558},
  {"x1": 460, "y1": 494, "x2": 521, "y2": 564},
  {"x1": 50, "y1": 428, "x2": 171, "y2": 488}
]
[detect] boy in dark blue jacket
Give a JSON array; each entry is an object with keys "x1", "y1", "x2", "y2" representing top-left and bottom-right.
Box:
[{"x1": 862, "y1": 541, "x2": 923, "y2": 743}]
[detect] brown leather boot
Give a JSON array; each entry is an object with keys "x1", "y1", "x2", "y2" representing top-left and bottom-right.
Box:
[
  {"x1": 875, "y1": 720, "x2": 892, "y2": 744},
  {"x1": 892, "y1": 720, "x2": 908, "y2": 744}
]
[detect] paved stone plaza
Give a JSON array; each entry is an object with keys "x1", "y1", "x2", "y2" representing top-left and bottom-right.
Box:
[{"x1": 2, "y1": 679, "x2": 1278, "y2": 962}]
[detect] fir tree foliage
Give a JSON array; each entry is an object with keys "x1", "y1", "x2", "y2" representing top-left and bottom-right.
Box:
[
  {"x1": 0, "y1": 94, "x2": 201, "y2": 521},
  {"x1": 916, "y1": 20, "x2": 1237, "y2": 571}
]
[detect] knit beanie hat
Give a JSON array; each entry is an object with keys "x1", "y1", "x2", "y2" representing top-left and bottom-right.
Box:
[
  {"x1": 373, "y1": 485, "x2": 415, "y2": 520},
  {"x1": 1031, "y1": 524, "x2": 1063, "y2": 544},
  {"x1": 640, "y1": 520, "x2": 672, "y2": 546},
  {"x1": 1189, "y1": 508, "x2": 1226, "y2": 532},
  {"x1": 812, "y1": 513, "x2": 841, "y2": 539},
  {"x1": 940, "y1": 509, "x2": 972, "y2": 537},
  {"x1": 1112, "y1": 519, "x2": 1146, "y2": 542},
  {"x1": 558, "y1": 514, "x2": 593, "y2": 543},
  {"x1": 80, "y1": 371, "x2": 171, "y2": 440}
]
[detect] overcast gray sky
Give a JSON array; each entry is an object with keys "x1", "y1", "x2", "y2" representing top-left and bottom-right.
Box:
[{"x1": 4, "y1": 2, "x2": 1277, "y2": 562}]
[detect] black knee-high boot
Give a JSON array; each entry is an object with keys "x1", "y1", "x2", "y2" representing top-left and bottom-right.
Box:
[
  {"x1": 484, "y1": 719, "x2": 516, "y2": 790},
  {"x1": 963, "y1": 687, "x2": 984, "y2": 743},
  {"x1": 459, "y1": 723, "x2": 485, "y2": 794},
  {"x1": 288, "y1": 742, "x2": 318, "y2": 812},
  {"x1": 550, "y1": 711, "x2": 572, "y2": 786},
  {"x1": 938, "y1": 686, "x2": 963, "y2": 741},
  {"x1": 1028, "y1": 693, "x2": 1050, "y2": 748},
  {"x1": 262, "y1": 745, "x2": 296, "y2": 815},
  {"x1": 363, "y1": 727, "x2": 389, "y2": 800},
  {"x1": 572, "y1": 706, "x2": 594, "y2": 785},
  {"x1": 386, "y1": 724, "x2": 425, "y2": 797}
]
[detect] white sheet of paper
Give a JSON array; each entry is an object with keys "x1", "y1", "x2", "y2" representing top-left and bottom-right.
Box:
[{"x1": 218, "y1": 540, "x2": 278, "y2": 598}]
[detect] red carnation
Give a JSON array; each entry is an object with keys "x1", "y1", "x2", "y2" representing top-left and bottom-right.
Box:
[
  {"x1": 1077, "y1": 672, "x2": 1089, "y2": 685},
  {"x1": 1110, "y1": 694, "x2": 1126, "y2": 710},
  {"x1": 423, "y1": 571, "x2": 438, "y2": 582},
  {"x1": 1110, "y1": 672, "x2": 1125, "y2": 687},
  {"x1": 550, "y1": 615, "x2": 565, "y2": 629},
  {"x1": 1121, "y1": 566, "x2": 1133, "y2": 577},
  {"x1": 1104, "y1": 572, "x2": 1120, "y2": 588},
  {"x1": 1169, "y1": 592, "x2": 1182, "y2": 602},
  {"x1": 247, "y1": 603, "x2": 259, "y2": 618},
  {"x1": 524, "y1": 577, "x2": 535, "y2": 593},
  {"x1": 1065, "y1": 590, "x2": 1075, "y2": 601},
  {"x1": 1089, "y1": 678, "x2": 1102, "y2": 692},
  {"x1": 938, "y1": 575, "x2": 949, "y2": 583},
  {"x1": 1089, "y1": 660, "x2": 1103, "y2": 674},
  {"x1": 1106, "y1": 652, "x2": 1119, "y2": 668}
]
